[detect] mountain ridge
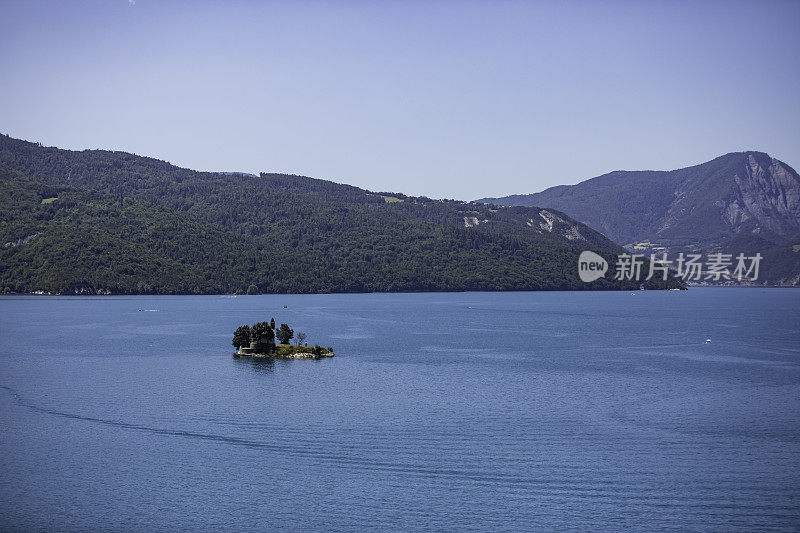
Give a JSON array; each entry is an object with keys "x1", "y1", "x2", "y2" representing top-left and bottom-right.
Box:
[
  {"x1": 479, "y1": 151, "x2": 800, "y2": 285},
  {"x1": 0, "y1": 133, "x2": 681, "y2": 294}
]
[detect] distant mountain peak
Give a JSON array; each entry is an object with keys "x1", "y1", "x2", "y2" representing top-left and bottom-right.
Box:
[{"x1": 478, "y1": 152, "x2": 800, "y2": 286}]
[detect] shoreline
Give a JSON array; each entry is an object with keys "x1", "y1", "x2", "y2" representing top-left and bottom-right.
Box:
[{"x1": 234, "y1": 351, "x2": 335, "y2": 360}]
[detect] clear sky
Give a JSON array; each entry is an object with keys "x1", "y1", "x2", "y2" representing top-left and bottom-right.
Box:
[{"x1": 1, "y1": 0, "x2": 798, "y2": 199}]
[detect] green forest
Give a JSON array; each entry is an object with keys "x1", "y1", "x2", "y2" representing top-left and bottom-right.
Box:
[{"x1": 0, "y1": 134, "x2": 682, "y2": 294}]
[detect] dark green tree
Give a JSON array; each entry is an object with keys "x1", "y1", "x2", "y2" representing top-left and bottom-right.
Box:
[
  {"x1": 247, "y1": 284, "x2": 258, "y2": 295},
  {"x1": 232, "y1": 325, "x2": 252, "y2": 349},
  {"x1": 251, "y1": 321, "x2": 275, "y2": 353},
  {"x1": 276, "y1": 323, "x2": 294, "y2": 345},
  {"x1": 270, "y1": 317, "x2": 275, "y2": 330}
]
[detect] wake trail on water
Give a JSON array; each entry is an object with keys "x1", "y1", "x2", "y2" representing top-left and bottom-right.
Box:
[
  {"x1": 2, "y1": 383, "x2": 798, "y2": 519},
  {"x1": 0, "y1": 383, "x2": 562, "y2": 490}
]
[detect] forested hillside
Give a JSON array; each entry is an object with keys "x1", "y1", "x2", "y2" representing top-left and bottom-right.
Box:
[{"x1": 0, "y1": 134, "x2": 681, "y2": 294}]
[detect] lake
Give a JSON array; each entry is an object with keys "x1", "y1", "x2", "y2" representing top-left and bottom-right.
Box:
[{"x1": 1, "y1": 289, "x2": 799, "y2": 531}]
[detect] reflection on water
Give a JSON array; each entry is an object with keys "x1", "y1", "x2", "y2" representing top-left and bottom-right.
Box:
[{"x1": 232, "y1": 354, "x2": 276, "y2": 374}]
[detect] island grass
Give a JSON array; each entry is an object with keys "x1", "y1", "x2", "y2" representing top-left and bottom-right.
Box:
[{"x1": 275, "y1": 344, "x2": 332, "y2": 356}]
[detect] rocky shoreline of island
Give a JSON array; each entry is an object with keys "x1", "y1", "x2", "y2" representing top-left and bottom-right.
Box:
[{"x1": 235, "y1": 348, "x2": 335, "y2": 360}]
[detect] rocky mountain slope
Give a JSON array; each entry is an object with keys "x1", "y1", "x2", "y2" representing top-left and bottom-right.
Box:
[{"x1": 480, "y1": 152, "x2": 800, "y2": 285}]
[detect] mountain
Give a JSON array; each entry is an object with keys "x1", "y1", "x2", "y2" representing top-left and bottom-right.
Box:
[
  {"x1": 0, "y1": 134, "x2": 681, "y2": 294},
  {"x1": 479, "y1": 152, "x2": 800, "y2": 286}
]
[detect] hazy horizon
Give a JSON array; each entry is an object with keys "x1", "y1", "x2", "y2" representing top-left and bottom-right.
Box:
[{"x1": 2, "y1": 0, "x2": 799, "y2": 199}]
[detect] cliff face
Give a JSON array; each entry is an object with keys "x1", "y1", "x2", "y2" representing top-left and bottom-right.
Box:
[
  {"x1": 725, "y1": 154, "x2": 800, "y2": 237},
  {"x1": 479, "y1": 152, "x2": 800, "y2": 285},
  {"x1": 652, "y1": 153, "x2": 800, "y2": 246}
]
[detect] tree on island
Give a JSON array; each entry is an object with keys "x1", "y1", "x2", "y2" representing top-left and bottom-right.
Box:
[
  {"x1": 251, "y1": 321, "x2": 276, "y2": 352},
  {"x1": 270, "y1": 317, "x2": 275, "y2": 330},
  {"x1": 296, "y1": 332, "x2": 307, "y2": 346},
  {"x1": 232, "y1": 325, "x2": 252, "y2": 349},
  {"x1": 276, "y1": 323, "x2": 294, "y2": 345}
]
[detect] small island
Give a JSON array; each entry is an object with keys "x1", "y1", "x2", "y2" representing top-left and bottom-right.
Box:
[{"x1": 232, "y1": 318, "x2": 334, "y2": 359}]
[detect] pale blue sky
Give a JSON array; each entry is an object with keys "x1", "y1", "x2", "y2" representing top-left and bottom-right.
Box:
[{"x1": 1, "y1": 0, "x2": 798, "y2": 199}]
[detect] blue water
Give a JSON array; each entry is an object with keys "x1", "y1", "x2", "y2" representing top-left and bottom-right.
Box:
[{"x1": 1, "y1": 289, "x2": 799, "y2": 531}]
